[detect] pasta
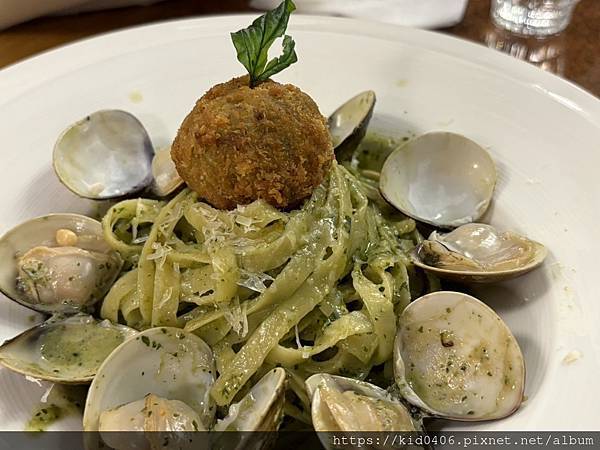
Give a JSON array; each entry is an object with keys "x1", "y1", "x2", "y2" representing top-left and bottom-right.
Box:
[{"x1": 100, "y1": 162, "x2": 439, "y2": 416}]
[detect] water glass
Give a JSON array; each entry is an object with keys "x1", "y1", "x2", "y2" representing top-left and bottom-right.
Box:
[{"x1": 490, "y1": 0, "x2": 580, "y2": 36}]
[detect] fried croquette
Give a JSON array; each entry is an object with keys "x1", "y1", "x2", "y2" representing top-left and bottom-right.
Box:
[{"x1": 171, "y1": 76, "x2": 333, "y2": 210}]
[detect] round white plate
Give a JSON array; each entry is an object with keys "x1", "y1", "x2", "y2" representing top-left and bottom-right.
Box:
[{"x1": 0, "y1": 15, "x2": 599, "y2": 431}]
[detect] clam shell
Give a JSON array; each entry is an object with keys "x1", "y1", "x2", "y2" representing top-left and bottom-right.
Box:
[
  {"x1": 99, "y1": 393, "x2": 205, "y2": 431},
  {"x1": 214, "y1": 367, "x2": 287, "y2": 432},
  {"x1": 412, "y1": 223, "x2": 547, "y2": 283},
  {"x1": 306, "y1": 373, "x2": 419, "y2": 432},
  {"x1": 150, "y1": 146, "x2": 184, "y2": 197},
  {"x1": 394, "y1": 291, "x2": 525, "y2": 421},
  {"x1": 380, "y1": 132, "x2": 496, "y2": 229},
  {"x1": 0, "y1": 214, "x2": 122, "y2": 314},
  {"x1": 83, "y1": 327, "x2": 215, "y2": 431},
  {"x1": 328, "y1": 91, "x2": 376, "y2": 160},
  {"x1": 0, "y1": 314, "x2": 136, "y2": 384},
  {"x1": 53, "y1": 110, "x2": 154, "y2": 200}
]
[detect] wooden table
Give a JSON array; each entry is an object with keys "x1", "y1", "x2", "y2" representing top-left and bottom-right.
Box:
[{"x1": 1, "y1": 0, "x2": 598, "y2": 97}]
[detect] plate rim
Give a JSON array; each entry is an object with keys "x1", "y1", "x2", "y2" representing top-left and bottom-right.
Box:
[
  {"x1": 1, "y1": 14, "x2": 600, "y2": 127},
  {"x1": 0, "y1": 13, "x2": 598, "y2": 431}
]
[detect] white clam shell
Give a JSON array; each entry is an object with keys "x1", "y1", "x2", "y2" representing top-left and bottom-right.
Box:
[
  {"x1": 412, "y1": 223, "x2": 547, "y2": 283},
  {"x1": 53, "y1": 110, "x2": 154, "y2": 200},
  {"x1": 83, "y1": 327, "x2": 216, "y2": 431},
  {"x1": 214, "y1": 367, "x2": 287, "y2": 432},
  {"x1": 0, "y1": 314, "x2": 136, "y2": 384},
  {"x1": 0, "y1": 214, "x2": 122, "y2": 314},
  {"x1": 380, "y1": 132, "x2": 496, "y2": 228},
  {"x1": 150, "y1": 146, "x2": 184, "y2": 197},
  {"x1": 394, "y1": 291, "x2": 525, "y2": 421},
  {"x1": 306, "y1": 373, "x2": 418, "y2": 432},
  {"x1": 328, "y1": 91, "x2": 376, "y2": 159}
]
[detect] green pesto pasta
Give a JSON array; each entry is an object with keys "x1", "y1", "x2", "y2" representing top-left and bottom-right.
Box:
[{"x1": 100, "y1": 162, "x2": 438, "y2": 416}]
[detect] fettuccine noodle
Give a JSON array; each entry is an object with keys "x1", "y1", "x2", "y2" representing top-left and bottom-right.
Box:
[{"x1": 100, "y1": 162, "x2": 438, "y2": 414}]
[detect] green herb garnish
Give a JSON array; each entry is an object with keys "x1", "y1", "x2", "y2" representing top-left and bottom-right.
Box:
[{"x1": 231, "y1": 0, "x2": 297, "y2": 87}]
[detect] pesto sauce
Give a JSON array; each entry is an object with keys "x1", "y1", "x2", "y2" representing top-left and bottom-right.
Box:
[
  {"x1": 26, "y1": 405, "x2": 62, "y2": 431},
  {"x1": 25, "y1": 385, "x2": 87, "y2": 431},
  {"x1": 39, "y1": 324, "x2": 125, "y2": 377},
  {"x1": 352, "y1": 132, "x2": 410, "y2": 172}
]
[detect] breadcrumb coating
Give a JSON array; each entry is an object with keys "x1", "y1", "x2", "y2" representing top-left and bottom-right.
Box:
[{"x1": 171, "y1": 76, "x2": 333, "y2": 210}]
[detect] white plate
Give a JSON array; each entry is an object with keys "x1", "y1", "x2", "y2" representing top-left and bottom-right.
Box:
[{"x1": 0, "y1": 15, "x2": 599, "y2": 431}]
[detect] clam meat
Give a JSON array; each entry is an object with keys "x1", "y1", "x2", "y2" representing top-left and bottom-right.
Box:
[
  {"x1": 413, "y1": 223, "x2": 547, "y2": 283},
  {"x1": 306, "y1": 373, "x2": 419, "y2": 432},
  {"x1": 84, "y1": 327, "x2": 216, "y2": 432},
  {"x1": 0, "y1": 214, "x2": 122, "y2": 314},
  {"x1": 99, "y1": 393, "x2": 205, "y2": 432}
]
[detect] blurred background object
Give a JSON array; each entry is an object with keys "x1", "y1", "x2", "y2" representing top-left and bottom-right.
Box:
[
  {"x1": 0, "y1": 0, "x2": 598, "y2": 97},
  {"x1": 0, "y1": 0, "x2": 167, "y2": 30},
  {"x1": 484, "y1": 22, "x2": 566, "y2": 75},
  {"x1": 250, "y1": 0, "x2": 469, "y2": 28},
  {"x1": 490, "y1": 0, "x2": 580, "y2": 36},
  {"x1": 446, "y1": 0, "x2": 598, "y2": 95}
]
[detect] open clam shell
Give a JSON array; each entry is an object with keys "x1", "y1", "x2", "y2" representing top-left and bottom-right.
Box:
[
  {"x1": 0, "y1": 314, "x2": 136, "y2": 384},
  {"x1": 394, "y1": 291, "x2": 525, "y2": 421},
  {"x1": 83, "y1": 327, "x2": 216, "y2": 431},
  {"x1": 53, "y1": 110, "x2": 154, "y2": 200},
  {"x1": 328, "y1": 91, "x2": 376, "y2": 161},
  {"x1": 306, "y1": 373, "x2": 420, "y2": 432},
  {"x1": 380, "y1": 132, "x2": 496, "y2": 229},
  {"x1": 0, "y1": 214, "x2": 122, "y2": 314},
  {"x1": 412, "y1": 223, "x2": 547, "y2": 283},
  {"x1": 150, "y1": 146, "x2": 184, "y2": 197},
  {"x1": 214, "y1": 367, "x2": 287, "y2": 431}
]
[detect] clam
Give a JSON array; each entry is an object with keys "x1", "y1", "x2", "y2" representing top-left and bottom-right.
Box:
[
  {"x1": 380, "y1": 132, "x2": 496, "y2": 229},
  {"x1": 210, "y1": 368, "x2": 287, "y2": 450},
  {"x1": 53, "y1": 110, "x2": 154, "y2": 200},
  {"x1": 394, "y1": 291, "x2": 525, "y2": 421},
  {"x1": 214, "y1": 367, "x2": 287, "y2": 431},
  {"x1": 151, "y1": 146, "x2": 184, "y2": 197},
  {"x1": 0, "y1": 214, "x2": 122, "y2": 314},
  {"x1": 94, "y1": 392, "x2": 205, "y2": 450},
  {"x1": 328, "y1": 91, "x2": 376, "y2": 161},
  {"x1": 0, "y1": 314, "x2": 136, "y2": 384},
  {"x1": 83, "y1": 327, "x2": 216, "y2": 432},
  {"x1": 305, "y1": 373, "x2": 420, "y2": 432},
  {"x1": 98, "y1": 393, "x2": 205, "y2": 432},
  {"x1": 53, "y1": 110, "x2": 183, "y2": 200},
  {"x1": 412, "y1": 223, "x2": 547, "y2": 283}
]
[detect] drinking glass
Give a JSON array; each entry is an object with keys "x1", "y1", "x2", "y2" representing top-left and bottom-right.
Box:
[{"x1": 490, "y1": 0, "x2": 580, "y2": 36}]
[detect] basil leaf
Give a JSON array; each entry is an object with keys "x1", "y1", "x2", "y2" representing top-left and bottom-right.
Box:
[
  {"x1": 257, "y1": 35, "x2": 297, "y2": 83},
  {"x1": 230, "y1": 0, "x2": 297, "y2": 87}
]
